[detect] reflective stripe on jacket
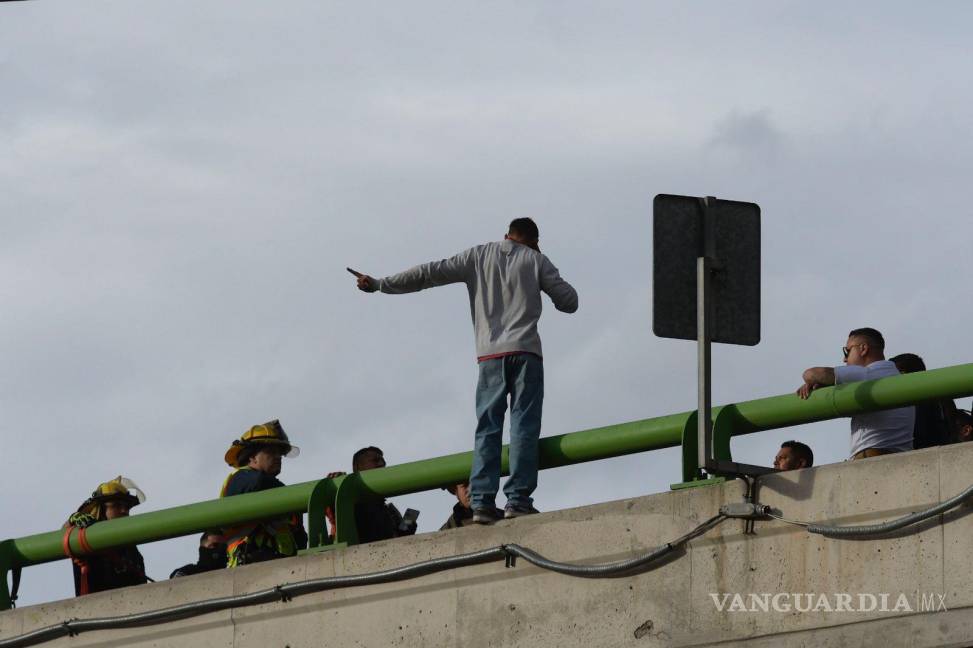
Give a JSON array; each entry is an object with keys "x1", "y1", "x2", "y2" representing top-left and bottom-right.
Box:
[{"x1": 220, "y1": 468, "x2": 299, "y2": 567}]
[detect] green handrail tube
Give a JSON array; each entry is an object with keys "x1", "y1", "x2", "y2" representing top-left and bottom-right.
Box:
[
  {"x1": 351, "y1": 411, "x2": 691, "y2": 500},
  {"x1": 726, "y1": 363, "x2": 973, "y2": 435},
  {"x1": 8, "y1": 483, "x2": 319, "y2": 569},
  {"x1": 2, "y1": 362, "x2": 972, "y2": 610}
]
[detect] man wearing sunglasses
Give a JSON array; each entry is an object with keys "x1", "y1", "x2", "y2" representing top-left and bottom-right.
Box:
[{"x1": 797, "y1": 327, "x2": 914, "y2": 460}]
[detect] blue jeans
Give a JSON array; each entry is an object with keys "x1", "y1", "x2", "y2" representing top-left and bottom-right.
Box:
[{"x1": 469, "y1": 354, "x2": 544, "y2": 511}]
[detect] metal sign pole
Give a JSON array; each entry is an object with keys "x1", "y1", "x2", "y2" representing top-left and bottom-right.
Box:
[
  {"x1": 696, "y1": 197, "x2": 716, "y2": 478},
  {"x1": 696, "y1": 256, "x2": 712, "y2": 477},
  {"x1": 654, "y1": 192, "x2": 769, "y2": 482}
]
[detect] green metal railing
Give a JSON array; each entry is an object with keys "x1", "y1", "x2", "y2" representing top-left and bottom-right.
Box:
[{"x1": 2, "y1": 362, "x2": 971, "y2": 611}]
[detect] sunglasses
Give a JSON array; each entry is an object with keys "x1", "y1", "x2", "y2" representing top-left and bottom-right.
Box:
[{"x1": 841, "y1": 344, "x2": 862, "y2": 360}]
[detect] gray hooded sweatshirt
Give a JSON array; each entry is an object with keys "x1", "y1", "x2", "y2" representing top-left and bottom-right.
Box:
[{"x1": 373, "y1": 240, "x2": 578, "y2": 359}]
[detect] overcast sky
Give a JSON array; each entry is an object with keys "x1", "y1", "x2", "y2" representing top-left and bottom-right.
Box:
[{"x1": 2, "y1": 1, "x2": 972, "y2": 607}]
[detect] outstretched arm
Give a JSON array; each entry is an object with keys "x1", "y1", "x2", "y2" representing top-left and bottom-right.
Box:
[{"x1": 353, "y1": 248, "x2": 476, "y2": 295}]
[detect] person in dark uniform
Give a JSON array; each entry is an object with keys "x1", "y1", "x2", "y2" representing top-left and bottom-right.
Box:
[
  {"x1": 66, "y1": 476, "x2": 148, "y2": 596},
  {"x1": 440, "y1": 482, "x2": 475, "y2": 530},
  {"x1": 891, "y1": 353, "x2": 957, "y2": 449},
  {"x1": 169, "y1": 531, "x2": 227, "y2": 578},
  {"x1": 351, "y1": 447, "x2": 418, "y2": 543},
  {"x1": 220, "y1": 420, "x2": 307, "y2": 567},
  {"x1": 439, "y1": 481, "x2": 502, "y2": 530}
]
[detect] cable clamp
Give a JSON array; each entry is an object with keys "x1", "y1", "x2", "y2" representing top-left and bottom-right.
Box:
[
  {"x1": 274, "y1": 585, "x2": 292, "y2": 603},
  {"x1": 62, "y1": 620, "x2": 78, "y2": 637},
  {"x1": 719, "y1": 503, "x2": 771, "y2": 519}
]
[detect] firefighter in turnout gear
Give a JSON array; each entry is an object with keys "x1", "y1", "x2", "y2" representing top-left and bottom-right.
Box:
[
  {"x1": 220, "y1": 420, "x2": 308, "y2": 567},
  {"x1": 65, "y1": 476, "x2": 149, "y2": 596}
]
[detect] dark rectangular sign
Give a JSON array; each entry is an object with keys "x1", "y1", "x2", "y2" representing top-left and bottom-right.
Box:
[{"x1": 653, "y1": 194, "x2": 761, "y2": 346}]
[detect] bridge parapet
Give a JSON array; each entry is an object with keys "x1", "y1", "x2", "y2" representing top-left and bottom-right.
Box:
[{"x1": 2, "y1": 442, "x2": 972, "y2": 647}]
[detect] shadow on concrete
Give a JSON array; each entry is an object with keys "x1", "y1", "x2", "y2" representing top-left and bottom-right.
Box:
[{"x1": 754, "y1": 466, "x2": 817, "y2": 502}]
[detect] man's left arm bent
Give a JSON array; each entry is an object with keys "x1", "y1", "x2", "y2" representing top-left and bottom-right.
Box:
[
  {"x1": 797, "y1": 367, "x2": 836, "y2": 399},
  {"x1": 538, "y1": 256, "x2": 578, "y2": 313}
]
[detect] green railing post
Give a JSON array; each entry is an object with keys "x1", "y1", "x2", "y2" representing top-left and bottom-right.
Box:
[
  {"x1": 712, "y1": 408, "x2": 734, "y2": 463},
  {"x1": 0, "y1": 540, "x2": 12, "y2": 611},
  {"x1": 304, "y1": 475, "x2": 342, "y2": 550},
  {"x1": 333, "y1": 475, "x2": 362, "y2": 546},
  {"x1": 680, "y1": 412, "x2": 700, "y2": 483},
  {"x1": 676, "y1": 407, "x2": 732, "y2": 487}
]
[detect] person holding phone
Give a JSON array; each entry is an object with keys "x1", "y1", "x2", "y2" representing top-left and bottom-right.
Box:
[
  {"x1": 349, "y1": 446, "x2": 418, "y2": 543},
  {"x1": 351, "y1": 218, "x2": 578, "y2": 523}
]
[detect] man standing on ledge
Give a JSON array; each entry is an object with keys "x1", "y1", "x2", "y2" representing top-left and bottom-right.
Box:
[
  {"x1": 797, "y1": 327, "x2": 914, "y2": 460},
  {"x1": 353, "y1": 218, "x2": 578, "y2": 523}
]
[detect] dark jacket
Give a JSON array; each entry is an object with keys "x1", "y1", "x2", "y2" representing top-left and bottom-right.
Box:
[
  {"x1": 222, "y1": 467, "x2": 288, "y2": 497},
  {"x1": 169, "y1": 545, "x2": 228, "y2": 579},
  {"x1": 73, "y1": 545, "x2": 146, "y2": 596},
  {"x1": 439, "y1": 502, "x2": 475, "y2": 530},
  {"x1": 354, "y1": 499, "x2": 415, "y2": 544},
  {"x1": 221, "y1": 468, "x2": 308, "y2": 564},
  {"x1": 914, "y1": 399, "x2": 957, "y2": 449}
]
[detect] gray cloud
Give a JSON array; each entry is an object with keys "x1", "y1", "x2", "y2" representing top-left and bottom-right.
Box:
[{"x1": 710, "y1": 109, "x2": 783, "y2": 155}]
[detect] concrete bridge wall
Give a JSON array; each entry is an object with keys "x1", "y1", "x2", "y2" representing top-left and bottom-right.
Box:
[{"x1": 3, "y1": 442, "x2": 973, "y2": 647}]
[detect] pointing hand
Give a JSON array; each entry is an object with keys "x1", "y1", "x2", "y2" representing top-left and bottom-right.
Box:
[{"x1": 357, "y1": 275, "x2": 377, "y2": 292}]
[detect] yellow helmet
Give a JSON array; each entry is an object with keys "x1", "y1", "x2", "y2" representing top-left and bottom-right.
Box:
[
  {"x1": 77, "y1": 476, "x2": 146, "y2": 519},
  {"x1": 224, "y1": 419, "x2": 300, "y2": 468}
]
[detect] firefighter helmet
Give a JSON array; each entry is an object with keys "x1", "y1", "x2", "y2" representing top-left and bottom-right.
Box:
[
  {"x1": 77, "y1": 476, "x2": 146, "y2": 519},
  {"x1": 224, "y1": 419, "x2": 300, "y2": 467}
]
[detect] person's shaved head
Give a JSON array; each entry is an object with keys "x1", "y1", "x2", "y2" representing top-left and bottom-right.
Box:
[{"x1": 848, "y1": 327, "x2": 885, "y2": 351}]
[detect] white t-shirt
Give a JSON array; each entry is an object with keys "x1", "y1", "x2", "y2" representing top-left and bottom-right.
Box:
[{"x1": 835, "y1": 359, "x2": 915, "y2": 457}]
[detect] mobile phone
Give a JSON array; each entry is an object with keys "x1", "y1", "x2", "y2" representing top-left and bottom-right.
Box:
[
  {"x1": 402, "y1": 508, "x2": 420, "y2": 523},
  {"x1": 398, "y1": 508, "x2": 420, "y2": 534}
]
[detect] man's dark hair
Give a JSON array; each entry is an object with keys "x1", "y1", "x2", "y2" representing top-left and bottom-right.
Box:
[
  {"x1": 781, "y1": 440, "x2": 814, "y2": 467},
  {"x1": 848, "y1": 327, "x2": 885, "y2": 350},
  {"x1": 200, "y1": 530, "x2": 224, "y2": 543},
  {"x1": 352, "y1": 446, "x2": 383, "y2": 472},
  {"x1": 890, "y1": 352, "x2": 926, "y2": 374},
  {"x1": 508, "y1": 217, "x2": 539, "y2": 242}
]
